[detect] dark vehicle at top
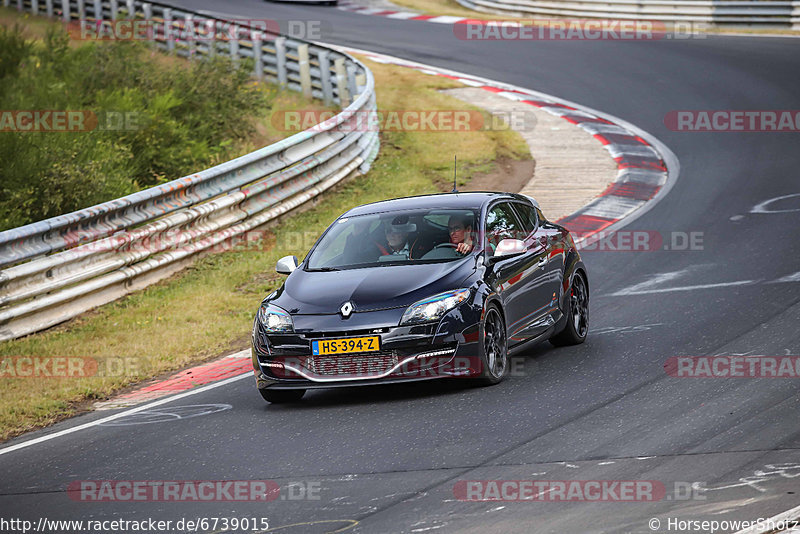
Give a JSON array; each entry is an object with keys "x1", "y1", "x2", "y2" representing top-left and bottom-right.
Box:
[{"x1": 251, "y1": 192, "x2": 589, "y2": 403}]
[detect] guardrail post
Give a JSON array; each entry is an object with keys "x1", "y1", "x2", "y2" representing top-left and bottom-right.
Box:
[
  {"x1": 346, "y1": 64, "x2": 358, "y2": 101},
  {"x1": 92, "y1": 0, "x2": 101, "y2": 20},
  {"x1": 334, "y1": 57, "x2": 350, "y2": 106},
  {"x1": 110, "y1": 0, "x2": 118, "y2": 20},
  {"x1": 45, "y1": 0, "x2": 53, "y2": 17},
  {"x1": 206, "y1": 20, "x2": 217, "y2": 56},
  {"x1": 163, "y1": 8, "x2": 174, "y2": 52},
  {"x1": 318, "y1": 50, "x2": 333, "y2": 105},
  {"x1": 275, "y1": 37, "x2": 287, "y2": 87},
  {"x1": 298, "y1": 43, "x2": 312, "y2": 98},
  {"x1": 228, "y1": 37, "x2": 239, "y2": 66},
  {"x1": 77, "y1": 0, "x2": 85, "y2": 21},
  {"x1": 3, "y1": 0, "x2": 10, "y2": 9},
  {"x1": 61, "y1": 0, "x2": 70, "y2": 21},
  {"x1": 793, "y1": 1, "x2": 800, "y2": 29},
  {"x1": 252, "y1": 32, "x2": 264, "y2": 80},
  {"x1": 126, "y1": 0, "x2": 134, "y2": 18},
  {"x1": 185, "y1": 14, "x2": 196, "y2": 57},
  {"x1": 16, "y1": 0, "x2": 22, "y2": 11},
  {"x1": 31, "y1": 0, "x2": 39, "y2": 15}
]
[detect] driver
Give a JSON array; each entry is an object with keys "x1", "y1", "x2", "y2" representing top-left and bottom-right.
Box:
[{"x1": 448, "y1": 214, "x2": 474, "y2": 255}]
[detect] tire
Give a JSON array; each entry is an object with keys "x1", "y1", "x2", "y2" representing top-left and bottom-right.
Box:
[
  {"x1": 259, "y1": 388, "x2": 306, "y2": 403},
  {"x1": 474, "y1": 305, "x2": 509, "y2": 386},
  {"x1": 550, "y1": 271, "x2": 589, "y2": 346}
]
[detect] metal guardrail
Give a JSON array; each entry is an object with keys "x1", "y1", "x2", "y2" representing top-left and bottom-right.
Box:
[
  {"x1": 454, "y1": 0, "x2": 800, "y2": 27},
  {"x1": 0, "y1": 0, "x2": 380, "y2": 340}
]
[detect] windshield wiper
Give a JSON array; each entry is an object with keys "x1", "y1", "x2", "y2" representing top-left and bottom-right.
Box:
[{"x1": 306, "y1": 267, "x2": 341, "y2": 272}]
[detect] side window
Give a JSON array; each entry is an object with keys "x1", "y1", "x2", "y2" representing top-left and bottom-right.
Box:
[
  {"x1": 511, "y1": 202, "x2": 538, "y2": 236},
  {"x1": 485, "y1": 202, "x2": 525, "y2": 252}
]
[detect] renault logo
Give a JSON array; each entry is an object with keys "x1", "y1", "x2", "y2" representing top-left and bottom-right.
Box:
[{"x1": 340, "y1": 301, "x2": 354, "y2": 318}]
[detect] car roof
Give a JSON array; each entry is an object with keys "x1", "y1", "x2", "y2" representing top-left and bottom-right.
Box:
[{"x1": 342, "y1": 192, "x2": 538, "y2": 217}]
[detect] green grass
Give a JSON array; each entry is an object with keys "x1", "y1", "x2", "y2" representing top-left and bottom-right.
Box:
[
  {"x1": 0, "y1": 48, "x2": 530, "y2": 440},
  {"x1": 0, "y1": 8, "x2": 333, "y2": 230}
]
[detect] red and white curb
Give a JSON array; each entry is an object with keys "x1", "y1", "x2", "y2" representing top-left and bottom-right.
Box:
[
  {"x1": 93, "y1": 350, "x2": 252, "y2": 410},
  {"x1": 337, "y1": 1, "x2": 466, "y2": 23},
  {"x1": 327, "y1": 45, "x2": 678, "y2": 244}
]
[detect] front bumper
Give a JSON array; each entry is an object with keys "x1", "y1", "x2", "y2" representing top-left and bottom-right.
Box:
[{"x1": 252, "y1": 306, "x2": 482, "y2": 390}]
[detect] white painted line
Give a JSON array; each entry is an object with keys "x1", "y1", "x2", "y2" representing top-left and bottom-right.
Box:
[
  {"x1": 609, "y1": 279, "x2": 758, "y2": 297},
  {"x1": 771, "y1": 271, "x2": 800, "y2": 283},
  {"x1": 577, "y1": 123, "x2": 631, "y2": 136},
  {"x1": 497, "y1": 91, "x2": 526, "y2": 101},
  {"x1": 385, "y1": 12, "x2": 419, "y2": 19},
  {"x1": 427, "y1": 15, "x2": 467, "y2": 24},
  {"x1": 611, "y1": 145, "x2": 657, "y2": 157},
  {"x1": 456, "y1": 78, "x2": 484, "y2": 87},
  {"x1": 581, "y1": 197, "x2": 644, "y2": 220},
  {"x1": 0, "y1": 372, "x2": 251, "y2": 456},
  {"x1": 540, "y1": 106, "x2": 569, "y2": 117},
  {"x1": 352, "y1": 7, "x2": 386, "y2": 15},
  {"x1": 226, "y1": 349, "x2": 251, "y2": 358},
  {"x1": 733, "y1": 503, "x2": 800, "y2": 533},
  {"x1": 604, "y1": 144, "x2": 659, "y2": 159},
  {"x1": 751, "y1": 193, "x2": 800, "y2": 214}
]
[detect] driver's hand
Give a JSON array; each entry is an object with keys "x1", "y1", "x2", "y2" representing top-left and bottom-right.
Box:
[{"x1": 456, "y1": 242, "x2": 473, "y2": 254}]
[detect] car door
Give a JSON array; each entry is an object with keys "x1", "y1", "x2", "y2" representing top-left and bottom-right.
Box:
[
  {"x1": 485, "y1": 202, "x2": 552, "y2": 347},
  {"x1": 511, "y1": 201, "x2": 564, "y2": 334}
]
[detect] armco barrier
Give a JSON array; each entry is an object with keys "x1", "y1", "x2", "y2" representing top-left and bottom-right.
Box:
[
  {"x1": 453, "y1": 0, "x2": 800, "y2": 28},
  {"x1": 0, "y1": 0, "x2": 379, "y2": 341}
]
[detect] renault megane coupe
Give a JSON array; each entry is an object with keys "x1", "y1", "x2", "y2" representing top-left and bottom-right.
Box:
[{"x1": 250, "y1": 192, "x2": 589, "y2": 403}]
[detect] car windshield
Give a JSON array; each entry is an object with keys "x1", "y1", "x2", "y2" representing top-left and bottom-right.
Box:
[{"x1": 306, "y1": 208, "x2": 481, "y2": 270}]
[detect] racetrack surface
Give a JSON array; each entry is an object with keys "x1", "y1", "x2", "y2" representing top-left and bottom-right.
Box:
[{"x1": 1, "y1": 2, "x2": 799, "y2": 532}]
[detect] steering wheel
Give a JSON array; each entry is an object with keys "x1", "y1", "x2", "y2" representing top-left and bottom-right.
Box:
[{"x1": 433, "y1": 243, "x2": 459, "y2": 250}]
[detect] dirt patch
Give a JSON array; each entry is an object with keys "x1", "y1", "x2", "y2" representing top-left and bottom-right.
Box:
[{"x1": 435, "y1": 157, "x2": 534, "y2": 194}]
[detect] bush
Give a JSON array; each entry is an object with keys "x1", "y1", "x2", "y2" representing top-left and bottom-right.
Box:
[{"x1": 0, "y1": 23, "x2": 275, "y2": 230}]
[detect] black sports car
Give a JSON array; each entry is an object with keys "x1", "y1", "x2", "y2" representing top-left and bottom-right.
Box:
[{"x1": 251, "y1": 192, "x2": 588, "y2": 402}]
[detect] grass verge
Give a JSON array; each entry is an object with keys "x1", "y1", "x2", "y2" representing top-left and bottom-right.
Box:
[
  {"x1": 0, "y1": 8, "x2": 333, "y2": 230},
  {"x1": 0, "y1": 51, "x2": 530, "y2": 441}
]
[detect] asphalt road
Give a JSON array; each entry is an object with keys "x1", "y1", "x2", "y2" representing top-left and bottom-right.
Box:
[{"x1": 1, "y1": 2, "x2": 799, "y2": 532}]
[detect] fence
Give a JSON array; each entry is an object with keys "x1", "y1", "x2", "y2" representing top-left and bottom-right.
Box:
[
  {"x1": 454, "y1": 0, "x2": 800, "y2": 27},
  {"x1": 0, "y1": 0, "x2": 379, "y2": 340}
]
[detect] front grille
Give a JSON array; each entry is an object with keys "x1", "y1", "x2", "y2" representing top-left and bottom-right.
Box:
[
  {"x1": 262, "y1": 351, "x2": 400, "y2": 378},
  {"x1": 305, "y1": 352, "x2": 399, "y2": 376}
]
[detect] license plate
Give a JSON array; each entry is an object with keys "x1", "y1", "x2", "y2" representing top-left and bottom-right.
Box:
[{"x1": 312, "y1": 336, "x2": 380, "y2": 356}]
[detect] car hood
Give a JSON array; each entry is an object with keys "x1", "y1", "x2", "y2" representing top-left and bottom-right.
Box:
[{"x1": 268, "y1": 259, "x2": 477, "y2": 315}]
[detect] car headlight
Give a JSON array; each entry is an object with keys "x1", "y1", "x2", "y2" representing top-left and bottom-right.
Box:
[
  {"x1": 400, "y1": 289, "x2": 471, "y2": 326},
  {"x1": 257, "y1": 304, "x2": 294, "y2": 333}
]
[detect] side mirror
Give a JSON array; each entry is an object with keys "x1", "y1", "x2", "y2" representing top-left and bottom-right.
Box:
[
  {"x1": 276, "y1": 255, "x2": 298, "y2": 275},
  {"x1": 488, "y1": 239, "x2": 526, "y2": 264}
]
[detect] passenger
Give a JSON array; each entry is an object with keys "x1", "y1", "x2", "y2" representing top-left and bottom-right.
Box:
[{"x1": 377, "y1": 215, "x2": 418, "y2": 258}]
